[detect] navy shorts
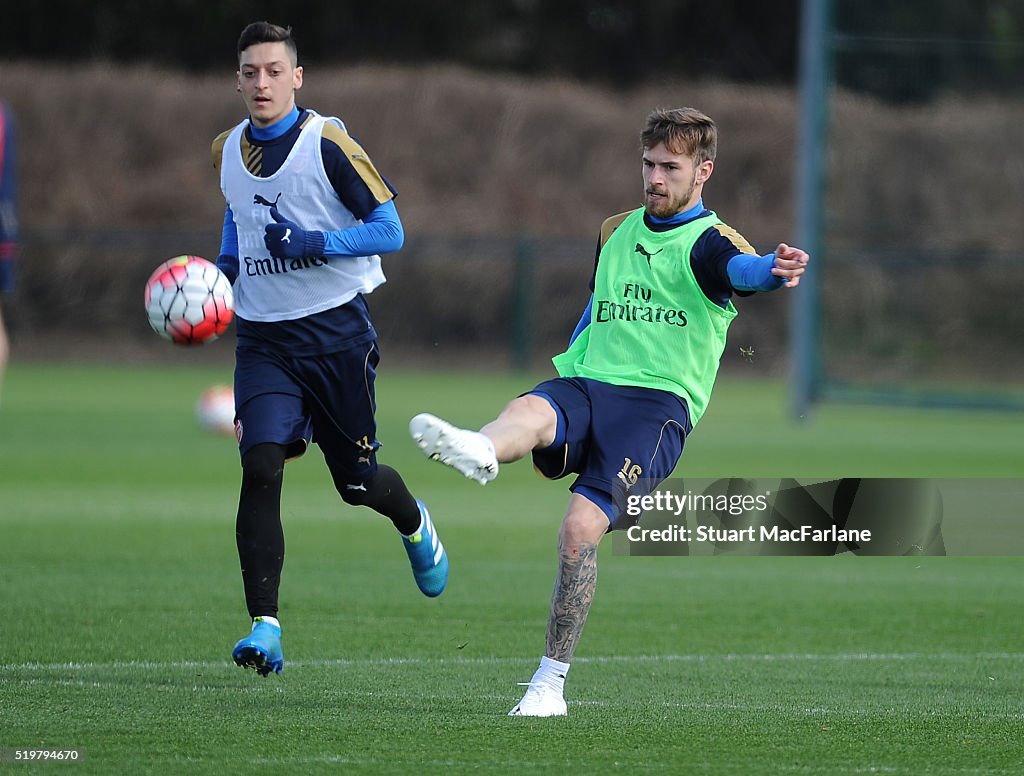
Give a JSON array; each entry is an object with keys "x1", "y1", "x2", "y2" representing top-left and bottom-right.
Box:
[
  {"x1": 233, "y1": 339, "x2": 381, "y2": 483},
  {"x1": 529, "y1": 377, "x2": 692, "y2": 525}
]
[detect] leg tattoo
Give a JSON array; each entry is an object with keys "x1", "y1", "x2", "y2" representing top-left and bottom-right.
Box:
[{"x1": 545, "y1": 541, "x2": 598, "y2": 662}]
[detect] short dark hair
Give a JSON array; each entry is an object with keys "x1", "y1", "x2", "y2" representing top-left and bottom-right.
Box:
[
  {"x1": 237, "y1": 21, "x2": 297, "y2": 65},
  {"x1": 641, "y1": 107, "x2": 717, "y2": 164}
]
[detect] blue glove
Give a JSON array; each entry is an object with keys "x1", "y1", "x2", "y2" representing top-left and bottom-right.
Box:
[{"x1": 263, "y1": 206, "x2": 326, "y2": 260}]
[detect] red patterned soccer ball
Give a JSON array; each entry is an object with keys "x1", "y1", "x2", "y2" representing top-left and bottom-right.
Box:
[
  {"x1": 196, "y1": 384, "x2": 236, "y2": 436},
  {"x1": 144, "y1": 256, "x2": 234, "y2": 345}
]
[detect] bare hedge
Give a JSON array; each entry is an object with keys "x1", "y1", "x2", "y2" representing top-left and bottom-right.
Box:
[{"x1": 2, "y1": 63, "x2": 1021, "y2": 379}]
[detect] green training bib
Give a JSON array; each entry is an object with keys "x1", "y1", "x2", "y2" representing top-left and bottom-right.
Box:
[{"x1": 552, "y1": 209, "x2": 737, "y2": 424}]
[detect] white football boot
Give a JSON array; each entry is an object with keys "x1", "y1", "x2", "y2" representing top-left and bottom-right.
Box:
[
  {"x1": 409, "y1": 413, "x2": 499, "y2": 485},
  {"x1": 508, "y1": 681, "x2": 568, "y2": 717}
]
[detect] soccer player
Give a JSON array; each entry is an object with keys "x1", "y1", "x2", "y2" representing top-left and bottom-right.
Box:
[
  {"x1": 213, "y1": 21, "x2": 448, "y2": 677},
  {"x1": 0, "y1": 101, "x2": 17, "y2": 401},
  {"x1": 410, "y1": 107, "x2": 809, "y2": 715}
]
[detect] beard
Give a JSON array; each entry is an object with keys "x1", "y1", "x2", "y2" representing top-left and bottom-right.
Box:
[{"x1": 644, "y1": 178, "x2": 697, "y2": 219}]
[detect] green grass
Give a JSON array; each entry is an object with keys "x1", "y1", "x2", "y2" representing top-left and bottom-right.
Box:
[{"x1": 1, "y1": 363, "x2": 1022, "y2": 775}]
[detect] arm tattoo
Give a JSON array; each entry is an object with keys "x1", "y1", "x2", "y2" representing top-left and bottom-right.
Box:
[{"x1": 545, "y1": 541, "x2": 599, "y2": 662}]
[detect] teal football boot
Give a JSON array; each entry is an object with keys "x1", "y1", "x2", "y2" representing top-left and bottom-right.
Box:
[
  {"x1": 402, "y1": 500, "x2": 449, "y2": 597},
  {"x1": 231, "y1": 618, "x2": 283, "y2": 676}
]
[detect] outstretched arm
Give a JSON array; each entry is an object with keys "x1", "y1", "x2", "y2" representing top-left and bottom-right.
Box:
[
  {"x1": 727, "y1": 243, "x2": 809, "y2": 291},
  {"x1": 769, "y1": 243, "x2": 809, "y2": 288}
]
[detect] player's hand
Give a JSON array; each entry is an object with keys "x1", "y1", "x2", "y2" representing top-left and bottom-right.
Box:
[
  {"x1": 263, "y1": 206, "x2": 326, "y2": 260},
  {"x1": 770, "y1": 243, "x2": 810, "y2": 288}
]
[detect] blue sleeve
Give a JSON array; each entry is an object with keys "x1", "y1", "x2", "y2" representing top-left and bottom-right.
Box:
[
  {"x1": 322, "y1": 199, "x2": 404, "y2": 257},
  {"x1": 569, "y1": 295, "x2": 593, "y2": 345},
  {"x1": 216, "y1": 205, "x2": 239, "y2": 283},
  {"x1": 727, "y1": 252, "x2": 785, "y2": 292}
]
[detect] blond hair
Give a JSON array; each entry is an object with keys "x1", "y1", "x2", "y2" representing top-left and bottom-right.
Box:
[{"x1": 640, "y1": 107, "x2": 717, "y2": 163}]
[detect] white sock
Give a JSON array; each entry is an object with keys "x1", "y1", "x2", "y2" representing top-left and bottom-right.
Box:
[
  {"x1": 253, "y1": 616, "x2": 280, "y2": 630},
  {"x1": 532, "y1": 655, "x2": 570, "y2": 695}
]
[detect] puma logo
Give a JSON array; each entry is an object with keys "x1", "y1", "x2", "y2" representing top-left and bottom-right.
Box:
[
  {"x1": 635, "y1": 243, "x2": 663, "y2": 267},
  {"x1": 345, "y1": 483, "x2": 368, "y2": 492},
  {"x1": 280, "y1": 228, "x2": 291, "y2": 244},
  {"x1": 253, "y1": 192, "x2": 282, "y2": 208}
]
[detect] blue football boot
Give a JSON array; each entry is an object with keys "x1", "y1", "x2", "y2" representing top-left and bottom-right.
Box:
[
  {"x1": 231, "y1": 618, "x2": 284, "y2": 677},
  {"x1": 402, "y1": 500, "x2": 448, "y2": 597}
]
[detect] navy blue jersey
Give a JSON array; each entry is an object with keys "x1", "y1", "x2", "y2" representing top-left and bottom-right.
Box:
[{"x1": 0, "y1": 102, "x2": 16, "y2": 294}]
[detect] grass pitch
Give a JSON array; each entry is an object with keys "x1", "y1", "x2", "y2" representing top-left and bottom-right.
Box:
[{"x1": 1, "y1": 363, "x2": 1022, "y2": 775}]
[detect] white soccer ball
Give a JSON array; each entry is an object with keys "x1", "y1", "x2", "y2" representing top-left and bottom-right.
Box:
[
  {"x1": 144, "y1": 255, "x2": 234, "y2": 345},
  {"x1": 196, "y1": 385, "x2": 236, "y2": 436}
]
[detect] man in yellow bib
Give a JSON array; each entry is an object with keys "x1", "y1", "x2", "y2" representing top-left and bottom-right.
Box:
[{"x1": 411, "y1": 107, "x2": 809, "y2": 716}]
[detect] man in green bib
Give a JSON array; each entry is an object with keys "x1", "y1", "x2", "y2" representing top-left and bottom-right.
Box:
[{"x1": 410, "y1": 107, "x2": 809, "y2": 716}]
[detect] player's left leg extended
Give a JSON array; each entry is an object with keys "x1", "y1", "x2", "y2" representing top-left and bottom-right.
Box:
[{"x1": 410, "y1": 393, "x2": 557, "y2": 484}]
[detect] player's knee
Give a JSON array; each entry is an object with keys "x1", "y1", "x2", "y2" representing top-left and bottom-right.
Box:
[
  {"x1": 337, "y1": 465, "x2": 405, "y2": 509},
  {"x1": 339, "y1": 479, "x2": 370, "y2": 506},
  {"x1": 501, "y1": 394, "x2": 548, "y2": 422},
  {"x1": 560, "y1": 497, "x2": 611, "y2": 547},
  {"x1": 336, "y1": 464, "x2": 385, "y2": 506},
  {"x1": 497, "y1": 394, "x2": 558, "y2": 448},
  {"x1": 241, "y1": 443, "x2": 286, "y2": 489}
]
